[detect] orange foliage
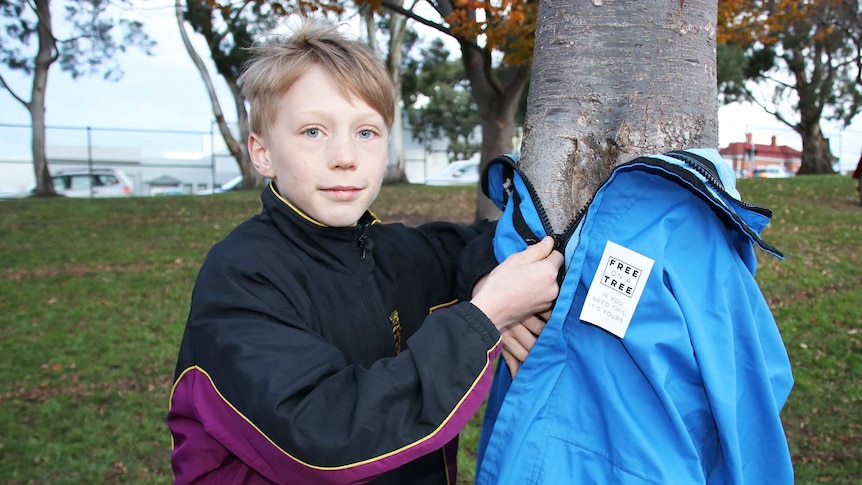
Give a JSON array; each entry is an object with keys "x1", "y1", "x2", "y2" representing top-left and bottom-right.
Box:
[
  {"x1": 444, "y1": 0, "x2": 538, "y2": 66},
  {"x1": 717, "y1": 0, "x2": 758, "y2": 45},
  {"x1": 718, "y1": 0, "x2": 840, "y2": 47},
  {"x1": 229, "y1": 0, "x2": 345, "y2": 17}
]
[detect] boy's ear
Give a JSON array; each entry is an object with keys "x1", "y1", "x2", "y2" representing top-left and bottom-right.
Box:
[{"x1": 249, "y1": 133, "x2": 276, "y2": 179}]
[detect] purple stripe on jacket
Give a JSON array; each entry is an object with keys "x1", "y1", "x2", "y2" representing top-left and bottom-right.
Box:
[{"x1": 169, "y1": 345, "x2": 500, "y2": 485}]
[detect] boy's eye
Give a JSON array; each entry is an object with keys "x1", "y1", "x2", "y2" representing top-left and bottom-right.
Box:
[
  {"x1": 303, "y1": 128, "x2": 321, "y2": 138},
  {"x1": 357, "y1": 129, "x2": 376, "y2": 139}
]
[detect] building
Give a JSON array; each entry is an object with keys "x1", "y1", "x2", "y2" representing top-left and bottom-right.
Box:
[{"x1": 719, "y1": 133, "x2": 802, "y2": 177}]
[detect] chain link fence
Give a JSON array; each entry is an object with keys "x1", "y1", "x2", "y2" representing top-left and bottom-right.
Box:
[
  {"x1": 0, "y1": 122, "x2": 460, "y2": 194},
  {"x1": 0, "y1": 123, "x2": 241, "y2": 196},
  {"x1": 3, "y1": 119, "x2": 856, "y2": 196}
]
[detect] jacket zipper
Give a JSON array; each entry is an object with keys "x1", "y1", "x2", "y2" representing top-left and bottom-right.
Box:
[
  {"x1": 492, "y1": 154, "x2": 592, "y2": 255},
  {"x1": 665, "y1": 150, "x2": 773, "y2": 216},
  {"x1": 358, "y1": 233, "x2": 370, "y2": 260},
  {"x1": 357, "y1": 223, "x2": 399, "y2": 355}
]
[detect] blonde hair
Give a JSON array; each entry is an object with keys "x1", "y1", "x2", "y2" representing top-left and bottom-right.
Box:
[{"x1": 240, "y1": 20, "x2": 395, "y2": 137}]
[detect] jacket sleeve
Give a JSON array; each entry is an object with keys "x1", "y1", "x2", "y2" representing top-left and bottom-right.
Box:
[
  {"x1": 455, "y1": 220, "x2": 500, "y2": 300},
  {"x1": 168, "y1": 236, "x2": 502, "y2": 485},
  {"x1": 407, "y1": 219, "x2": 499, "y2": 301}
]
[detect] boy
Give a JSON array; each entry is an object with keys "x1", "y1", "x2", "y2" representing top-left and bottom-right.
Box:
[{"x1": 167, "y1": 20, "x2": 562, "y2": 485}]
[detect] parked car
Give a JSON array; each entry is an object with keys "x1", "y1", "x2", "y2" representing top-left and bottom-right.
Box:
[
  {"x1": 424, "y1": 160, "x2": 480, "y2": 186},
  {"x1": 752, "y1": 166, "x2": 794, "y2": 178},
  {"x1": 0, "y1": 167, "x2": 134, "y2": 199},
  {"x1": 50, "y1": 167, "x2": 134, "y2": 197},
  {"x1": 0, "y1": 189, "x2": 33, "y2": 200}
]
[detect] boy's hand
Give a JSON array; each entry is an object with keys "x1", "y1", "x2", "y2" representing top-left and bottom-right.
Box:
[
  {"x1": 471, "y1": 236, "x2": 563, "y2": 332},
  {"x1": 500, "y1": 311, "x2": 549, "y2": 378}
]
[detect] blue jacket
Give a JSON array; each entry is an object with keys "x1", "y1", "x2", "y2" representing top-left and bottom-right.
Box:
[{"x1": 476, "y1": 149, "x2": 794, "y2": 484}]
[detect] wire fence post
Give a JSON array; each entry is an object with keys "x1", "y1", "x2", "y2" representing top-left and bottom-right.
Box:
[
  {"x1": 210, "y1": 121, "x2": 216, "y2": 192},
  {"x1": 87, "y1": 126, "x2": 94, "y2": 198}
]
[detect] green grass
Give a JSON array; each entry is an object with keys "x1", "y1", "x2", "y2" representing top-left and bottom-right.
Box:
[
  {"x1": 744, "y1": 176, "x2": 862, "y2": 483},
  {"x1": 0, "y1": 176, "x2": 859, "y2": 484}
]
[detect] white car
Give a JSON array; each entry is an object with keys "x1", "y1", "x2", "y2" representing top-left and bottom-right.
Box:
[
  {"x1": 752, "y1": 166, "x2": 794, "y2": 178},
  {"x1": 424, "y1": 160, "x2": 480, "y2": 186},
  {"x1": 50, "y1": 167, "x2": 135, "y2": 197},
  {"x1": 0, "y1": 168, "x2": 135, "y2": 199},
  {"x1": 0, "y1": 189, "x2": 33, "y2": 200}
]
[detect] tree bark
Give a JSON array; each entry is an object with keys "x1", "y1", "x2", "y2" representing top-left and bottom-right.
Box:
[
  {"x1": 30, "y1": 0, "x2": 58, "y2": 197},
  {"x1": 522, "y1": 0, "x2": 719, "y2": 233}
]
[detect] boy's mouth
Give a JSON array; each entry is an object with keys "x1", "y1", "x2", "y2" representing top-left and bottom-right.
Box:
[{"x1": 321, "y1": 186, "x2": 362, "y2": 201}]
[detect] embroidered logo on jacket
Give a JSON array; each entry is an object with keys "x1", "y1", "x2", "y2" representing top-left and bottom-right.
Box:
[{"x1": 389, "y1": 310, "x2": 402, "y2": 354}]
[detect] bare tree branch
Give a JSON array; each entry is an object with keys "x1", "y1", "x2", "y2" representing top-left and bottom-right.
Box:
[{"x1": 0, "y1": 72, "x2": 30, "y2": 108}]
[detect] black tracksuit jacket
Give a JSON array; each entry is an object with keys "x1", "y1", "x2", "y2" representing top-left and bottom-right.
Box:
[{"x1": 168, "y1": 184, "x2": 501, "y2": 484}]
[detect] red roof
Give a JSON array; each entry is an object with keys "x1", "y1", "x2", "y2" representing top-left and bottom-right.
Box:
[{"x1": 720, "y1": 138, "x2": 801, "y2": 161}]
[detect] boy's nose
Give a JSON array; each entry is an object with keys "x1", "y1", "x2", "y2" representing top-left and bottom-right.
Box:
[{"x1": 329, "y1": 138, "x2": 357, "y2": 170}]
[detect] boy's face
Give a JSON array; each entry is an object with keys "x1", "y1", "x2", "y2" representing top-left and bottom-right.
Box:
[{"x1": 249, "y1": 65, "x2": 389, "y2": 227}]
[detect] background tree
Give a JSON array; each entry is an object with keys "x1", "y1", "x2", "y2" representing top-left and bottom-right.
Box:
[
  {"x1": 403, "y1": 38, "x2": 482, "y2": 162},
  {"x1": 717, "y1": 0, "x2": 862, "y2": 174},
  {"x1": 0, "y1": 0, "x2": 152, "y2": 196},
  {"x1": 360, "y1": 3, "x2": 418, "y2": 184},
  {"x1": 176, "y1": 0, "x2": 344, "y2": 190},
  {"x1": 521, "y1": 0, "x2": 719, "y2": 232},
  {"x1": 379, "y1": 0, "x2": 536, "y2": 218}
]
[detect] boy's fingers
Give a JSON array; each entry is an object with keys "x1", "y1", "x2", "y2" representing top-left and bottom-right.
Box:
[
  {"x1": 501, "y1": 349, "x2": 520, "y2": 378},
  {"x1": 508, "y1": 236, "x2": 555, "y2": 264},
  {"x1": 522, "y1": 314, "x2": 547, "y2": 335},
  {"x1": 547, "y1": 249, "x2": 564, "y2": 268}
]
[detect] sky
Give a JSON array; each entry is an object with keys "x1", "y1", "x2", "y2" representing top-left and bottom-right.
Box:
[{"x1": 1, "y1": 1, "x2": 860, "y2": 191}]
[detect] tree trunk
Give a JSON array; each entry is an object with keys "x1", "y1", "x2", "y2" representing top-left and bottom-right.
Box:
[
  {"x1": 796, "y1": 122, "x2": 835, "y2": 174},
  {"x1": 793, "y1": 82, "x2": 836, "y2": 175},
  {"x1": 475, "y1": 97, "x2": 522, "y2": 220},
  {"x1": 175, "y1": 0, "x2": 259, "y2": 189},
  {"x1": 224, "y1": 76, "x2": 260, "y2": 189},
  {"x1": 384, "y1": 8, "x2": 409, "y2": 184},
  {"x1": 523, "y1": 0, "x2": 719, "y2": 233},
  {"x1": 459, "y1": 42, "x2": 531, "y2": 220},
  {"x1": 362, "y1": 6, "x2": 408, "y2": 184},
  {"x1": 30, "y1": 0, "x2": 58, "y2": 197},
  {"x1": 385, "y1": 103, "x2": 408, "y2": 183}
]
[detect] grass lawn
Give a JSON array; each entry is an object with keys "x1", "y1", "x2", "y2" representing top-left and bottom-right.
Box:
[{"x1": 1, "y1": 175, "x2": 859, "y2": 484}]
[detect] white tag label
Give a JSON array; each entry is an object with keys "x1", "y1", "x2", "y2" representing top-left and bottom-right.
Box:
[{"x1": 579, "y1": 241, "x2": 654, "y2": 338}]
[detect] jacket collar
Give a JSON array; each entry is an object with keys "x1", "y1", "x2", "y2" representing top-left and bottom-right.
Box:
[{"x1": 259, "y1": 183, "x2": 380, "y2": 270}]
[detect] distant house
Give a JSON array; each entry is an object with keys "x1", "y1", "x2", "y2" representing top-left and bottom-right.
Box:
[{"x1": 719, "y1": 134, "x2": 802, "y2": 176}]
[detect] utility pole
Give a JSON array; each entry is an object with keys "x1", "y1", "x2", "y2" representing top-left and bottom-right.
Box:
[{"x1": 745, "y1": 132, "x2": 756, "y2": 176}]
